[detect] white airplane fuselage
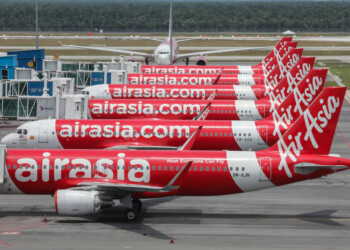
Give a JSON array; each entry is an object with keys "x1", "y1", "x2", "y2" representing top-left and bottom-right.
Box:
[{"x1": 153, "y1": 38, "x2": 179, "y2": 65}]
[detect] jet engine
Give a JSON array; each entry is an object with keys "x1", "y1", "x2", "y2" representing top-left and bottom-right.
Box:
[
  {"x1": 195, "y1": 58, "x2": 208, "y2": 66},
  {"x1": 55, "y1": 190, "x2": 110, "y2": 216},
  {"x1": 125, "y1": 57, "x2": 137, "y2": 62}
]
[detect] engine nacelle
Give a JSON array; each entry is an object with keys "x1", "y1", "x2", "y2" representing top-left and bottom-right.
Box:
[
  {"x1": 125, "y1": 57, "x2": 137, "y2": 62},
  {"x1": 55, "y1": 190, "x2": 102, "y2": 216},
  {"x1": 195, "y1": 58, "x2": 208, "y2": 66}
]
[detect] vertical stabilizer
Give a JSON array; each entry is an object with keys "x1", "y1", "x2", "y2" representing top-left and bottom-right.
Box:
[{"x1": 269, "y1": 86, "x2": 346, "y2": 155}]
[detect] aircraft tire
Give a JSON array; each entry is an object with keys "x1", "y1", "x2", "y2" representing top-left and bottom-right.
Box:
[{"x1": 125, "y1": 209, "x2": 138, "y2": 221}]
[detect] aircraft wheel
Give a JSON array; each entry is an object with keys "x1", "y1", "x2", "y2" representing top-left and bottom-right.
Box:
[
  {"x1": 125, "y1": 209, "x2": 138, "y2": 221},
  {"x1": 132, "y1": 199, "x2": 142, "y2": 211}
]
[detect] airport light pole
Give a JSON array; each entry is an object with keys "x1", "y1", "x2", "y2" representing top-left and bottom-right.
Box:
[
  {"x1": 169, "y1": 0, "x2": 173, "y2": 65},
  {"x1": 36, "y1": 0, "x2": 39, "y2": 49}
]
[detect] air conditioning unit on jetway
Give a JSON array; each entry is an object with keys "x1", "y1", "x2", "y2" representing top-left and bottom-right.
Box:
[{"x1": 109, "y1": 70, "x2": 127, "y2": 84}]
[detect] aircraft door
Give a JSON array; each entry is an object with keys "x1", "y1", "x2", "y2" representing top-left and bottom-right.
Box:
[
  {"x1": 0, "y1": 145, "x2": 6, "y2": 184},
  {"x1": 257, "y1": 126, "x2": 268, "y2": 145},
  {"x1": 39, "y1": 124, "x2": 48, "y2": 143},
  {"x1": 259, "y1": 157, "x2": 272, "y2": 181}
]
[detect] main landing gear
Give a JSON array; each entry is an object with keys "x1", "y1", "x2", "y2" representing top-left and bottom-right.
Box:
[{"x1": 124, "y1": 198, "x2": 143, "y2": 221}]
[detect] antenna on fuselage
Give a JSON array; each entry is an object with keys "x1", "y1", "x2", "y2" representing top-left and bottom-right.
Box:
[{"x1": 169, "y1": 0, "x2": 173, "y2": 65}]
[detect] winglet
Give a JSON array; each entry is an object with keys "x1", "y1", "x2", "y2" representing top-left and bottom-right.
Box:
[
  {"x1": 163, "y1": 160, "x2": 193, "y2": 190},
  {"x1": 207, "y1": 90, "x2": 217, "y2": 101},
  {"x1": 193, "y1": 102, "x2": 211, "y2": 120},
  {"x1": 211, "y1": 69, "x2": 223, "y2": 85},
  {"x1": 178, "y1": 126, "x2": 202, "y2": 151}
]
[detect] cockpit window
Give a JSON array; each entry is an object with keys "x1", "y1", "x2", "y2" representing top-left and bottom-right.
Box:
[
  {"x1": 158, "y1": 51, "x2": 169, "y2": 55},
  {"x1": 16, "y1": 129, "x2": 27, "y2": 135}
]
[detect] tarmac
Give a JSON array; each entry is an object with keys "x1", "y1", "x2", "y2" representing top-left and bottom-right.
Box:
[
  {"x1": 0, "y1": 99, "x2": 350, "y2": 249},
  {"x1": 0, "y1": 65, "x2": 350, "y2": 249}
]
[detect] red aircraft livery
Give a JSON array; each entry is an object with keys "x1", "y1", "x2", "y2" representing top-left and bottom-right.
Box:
[
  {"x1": 141, "y1": 37, "x2": 293, "y2": 75},
  {"x1": 129, "y1": 41, "x2": 298, "y2": 86},
  {"x1": 82, "y1": 49, "x2": 308, "y2": 103},
  {"x1": 0, "y1": 85, "x2": 347, "y2": 221},
  {"x1": 2, "y1": 70, "x2": 330, "y2": 152},
  {"x1": 88, "y1": 59, "x2": 317, "y2": 121}
]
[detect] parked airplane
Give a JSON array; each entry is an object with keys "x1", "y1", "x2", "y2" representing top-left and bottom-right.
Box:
[
  {"x1": 121, "y1": 41, "x2": 297, "y2": 86},
  {"x1": 87, "y1": 56, "x2": 315, "y2": 120},
  {"x1": 82, "y1": 48, "x2": 308, "y2": 101},
  {"x1": 0, "y1": 87, "x2": 346, "y2": 220},
  {"x1": 59, "y1": 0, "x2": 273, "y2": 66},
  {"x1": 141, "y1": 37, "x2": 292, "y2": 72},
  {"x1": 1, "y1": 69, "x2": 327, "y2": 151}
]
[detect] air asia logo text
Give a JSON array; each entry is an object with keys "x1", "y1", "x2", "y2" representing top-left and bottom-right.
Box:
[
  {"x1": 90, "y1": 101, "x2": 201, "y2": 116},
  {"x1": 58, "y1": 122, "x2": 191, "y2": 139},
  {"x1": 111, "y1": 86, "x2": 206, "y2": 99},
  {"x1": 265, "y1": 60, "x2": 310, "y2": 96},
  {"x1": 129, "y1": 75, "x2": 213, "y2": 85},
  {"x1": 271, "y1": 75, "x2": 324, "y2": 138},
  {"x1": 143, "y1": 67, "x2": 218, "y2": 74},
  {"x1": 286, "y1": 63, "x2": 312, "y2": 93},
  {"x1": 276, "y1": 95, "x2": 340, "y2": 177},
  {"x1": 14, "y1": 152, "x2": 150, "y2": 183},
  {"x1": 279, "y1": 53, "x2": 301, "y2": 77}
]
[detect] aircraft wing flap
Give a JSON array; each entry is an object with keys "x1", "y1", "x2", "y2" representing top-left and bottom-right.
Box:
[
  {"x1": 176, "y1": 46, "x2": 273, "y2": 59},
  {"x1": 69, "y1": 161, "x2": 193, "y2": 193},
  {"x1": 77, "y1": 182, "x2": 166, "y2": 193},
  {"x1": 59, "y1": 41, "x2": 152, "y2": 57}
]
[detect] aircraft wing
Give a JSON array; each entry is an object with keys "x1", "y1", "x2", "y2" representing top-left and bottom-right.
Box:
[
  {"x1": 130, "y1": 37, "x2": 164, "y2": 42},
  {"x1": 104, "y1": 126, "x2": 202, "y2": 151},
  {"x1": 65, "y1": 161, "x2": 193, "y2": 193},
  {"x1": 59, "y1": 41, "x2": 153, "y2": 58},
  {"x1": 176, "y1": 46, "x2": 273, "y2": 60},
  {"x1": 176, "y1": 37, "x2": 203, "y2": 43}
]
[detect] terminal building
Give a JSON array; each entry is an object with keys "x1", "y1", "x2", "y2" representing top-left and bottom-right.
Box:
[{"x1": 0, "y1": 49, "x2": 141, "y2": 121}]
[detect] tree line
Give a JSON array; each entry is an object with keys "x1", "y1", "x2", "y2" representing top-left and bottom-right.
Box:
[{"x1": 1, "y1": 1, "x2": 350, "y2": 32}]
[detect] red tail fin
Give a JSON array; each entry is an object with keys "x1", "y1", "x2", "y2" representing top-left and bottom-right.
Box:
[
  {"x1": 264, "y1": 57, "x2": 316, "y2": 97},
  {"x1": 269, "y1": 86, "x2": 346, "y2": 155},
  {"x1": 263, "y1": 69, "x2": 328, "y2": 138},
  {"x1": 264, "y1": 42, "x2": 299, "y2": 75},
  {"x1": 262, "y1": 37, "x2": 293, "y2": 66},
  {"x1": 264, "y1": 49, "x2": 305, "y2": 89}
]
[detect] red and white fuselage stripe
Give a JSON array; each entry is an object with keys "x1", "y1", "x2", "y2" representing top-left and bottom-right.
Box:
[
  {"x1": 85, "y1": 84, "x2": 267, "y2": 100},
  {"x1": 88, "y1": 99, "x2": 271, "y2": 120},
  {"x1": 0, "y1": 149, "x2": 347, "y2": 196},
  {"x1": 127, "y1": 73, "x2": 264, "y2": 85}
]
